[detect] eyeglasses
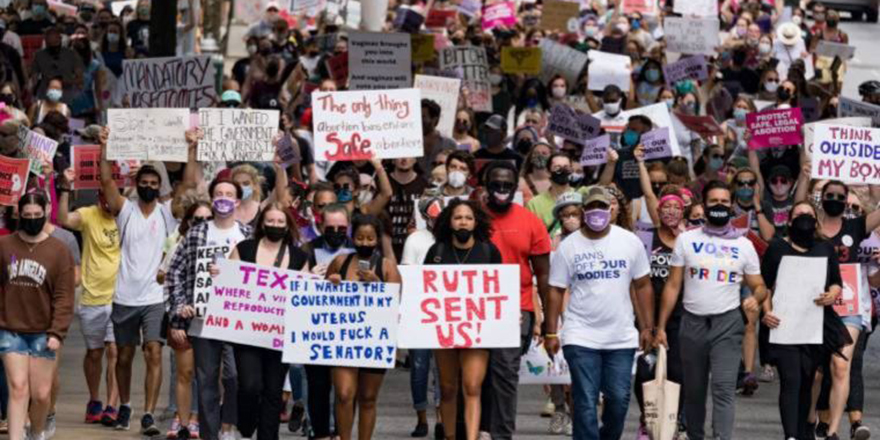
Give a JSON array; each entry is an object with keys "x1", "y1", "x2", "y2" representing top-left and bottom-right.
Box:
[
  {"x1": 824, "y1": 193, "x2": 846, "y2": 202},
  {"x1": 848, "y1": 204, "x2": 864, "y2": 215},
  {"x1": 736, "y1": 179, "x2": 757, "y2": 186}
]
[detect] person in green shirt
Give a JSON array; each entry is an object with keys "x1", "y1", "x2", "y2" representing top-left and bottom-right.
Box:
[{"x1": 526, "y1": 152, "x2": 574, "y2": 233}]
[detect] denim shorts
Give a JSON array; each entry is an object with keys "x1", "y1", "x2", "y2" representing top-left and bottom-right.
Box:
[
  {"x1": 841, "y1": 315, "x2": 864, "y2": 331},
  {"x1": 0, "y1": 329, "x2": 56, "y2": 360}
]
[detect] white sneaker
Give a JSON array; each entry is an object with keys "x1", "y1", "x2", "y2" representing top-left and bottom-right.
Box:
[
  {"x1": 564, "y1": 415, "x2": 573, "y2": 436},
  {"x1": 220, "y1": 431, "x2": 238, "y2": 440},
  {"x1": 44, "y1": 414, "x2": 55, "y2": 439},
  {"x1": 541, "y1": 398, "x2": 555, "y2": 417},
  {"x1": 549, "y1": 411, "x2": 566, "y2": 434},
  {"x1": 479, "y1": 432, "x2": 492, "y2": 440}
]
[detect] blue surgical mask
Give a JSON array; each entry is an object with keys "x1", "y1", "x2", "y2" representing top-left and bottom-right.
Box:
[
  {"x1": 664, "y1": 98, "x2": 675, "y2": 110},
  {"x1": 107, "y1": 32, "x2": 120, "y2": 44},
  {"x1": 240, "y1": 185, "x2": 253, "y2": 200},
  {"x1": 32, "y1": 4, "x2": 46, "y2": 16},
  {"x1": 46, "y1": 89, "x2": 62, "y2": 102},
  {"x1": 622, "y1": 129, "x2": 640, "y2": 147},
  {"x1": 733, "y1": 108, "x2": 748, "y2": 122},
  {"x1": 736, "y1": 187, "x2": 755, "y2": 201},
  {"x1": 631, "y1": 19, "x2": 641, "y2": 30},
  {"x1": 336, "y1": 188, "x2": 353, "y2": 203},
  {"x1": 645, "y1": 68, "x2": 660, "y2": 83},
  {"x1": 709, "y1": 157, "x2": 724, "y2": 171}
]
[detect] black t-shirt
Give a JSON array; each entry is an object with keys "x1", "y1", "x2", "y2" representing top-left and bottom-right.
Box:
[
  {"x1": 423, "y1": 240, "x2": 503, "y2": 266},
  {"x1": 650, "y1": 230, "x2": 683, "y2": 321},
  {"x1": 761, "y1": 238, "x2": 841, "y2": 294},
  {"x1": 474, "y1": 147, "x2": 524, "y2": 173},
  {"x1": 829, "y1": 217, "x2": 868, "y2": 264},
  {"x1": 720, "y1": 67, "x2": 761, "y2": 95},
  {"x1": 126, "y1": 19, "x2": 150, "y2": 50},
  {"x1": 236, "y1": 238, "x2": 309, "y2": 270},
  {"x1": 18, "y1": 18, "x2": 54, "y2": 35},
  {"x1": 388, "y1": 175, "x2": 429, "y2": 261}
]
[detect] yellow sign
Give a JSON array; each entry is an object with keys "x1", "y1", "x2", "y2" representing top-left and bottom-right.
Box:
[
  {"x1": 411, "y1": 34, "x2": 436, "y2": 63},
  {"x1": 501, "y1": 47, "x2": 542, "y2": 75}
]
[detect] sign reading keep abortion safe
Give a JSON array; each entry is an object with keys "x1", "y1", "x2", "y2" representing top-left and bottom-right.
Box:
[{"x1": 811, "y1": 124, "x2": 880, "y2": 185}]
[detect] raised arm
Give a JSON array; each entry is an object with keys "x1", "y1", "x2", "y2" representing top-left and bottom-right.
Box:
[
  {"x1": 56, "y1": 168, "x2": 82, "y2": 230},
  {"x1": 363, "y1": 158, "x2": 393, "y2": 216},
  {"x1": 98, "y1": 127, "x2": 125, "y2": 215},
  {"x1": 634, "y1": 145, "x2": 660, "y2": 226},
  {"x1": 597, "y1": 148, "x2": 619, "y2": 186}
]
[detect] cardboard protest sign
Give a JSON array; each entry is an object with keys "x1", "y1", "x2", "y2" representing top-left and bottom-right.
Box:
[
  {"x1": 539, "y1": 39, "x2": 588, "y2": 86},
  {"x1": 411, "y1": 34, "x2": 436, "y2": 63},
  {"x1": 276, "y1": 133, "x2": 301, "y2": 167},
  {"x1": 803, "y1": 117, "x2": 872, "y2": 159},
  {"x1": 663, "y1": 56, "x2": 708, "y2": 87},
  {"x1": 664, "y1": 17, "x2": 720, "y2": 56},
  {"x1": 189, "y1": 245, "x2": 234, "y2": 336},
  {"x1": 674, "y1": 113, "x2": 723, "y2": 139},
  {"x1": 838, "y1": 97, "x2": 880, "y2": 126},
  {"x1": 673, "y1": 0, "x2": 718, "y2": 17},
  {"x1": 201, "y1": 259, "x2": 320, "y2": 350},
  {"x1": 414, "y1": 75, "x2": 461, "y2": 138},
  {"x1": 71, "y1": 145, "x2": 136, "y2": 190},
  {"x1": 500, "y1": 47, "x2": 542, "y2": 75},
  {"x1": 325, "y1": 52, "x2": 349, "y2": 87},
  {"x1": 197, "y1": 109, "x2": 280, "y2": 162},
  {"x1": 425, "y1": 8, "x2": 457, "y2": 28},
  {"x1": 622, "y1": 0, "x2": 656, "y2": 14},
  {"x1": 439, "y1": 47, "x2": 491, "y2": 112},
  {"x1": 588, "y1": 50, "x2": 632, "y2": 92},
  {"x1": 641, "y1": 127, "x2": 672, "y2": 160},
  {"x1": 835, "y1": 264, "x2": 861, "y2": 317},
  {"x1": 0, "y1": 156, "x2": 29, "y2": 206},
  {"x1": 17, "y1": 126, "x2": 58, "y2": 175},
  {"x1": 106, "y1": 108, "x2": 189, "y2": 162},
  {"x1": 519, "y1": 340, "x2": 570, "y2": 384},
  {"x1": 312, "y1": 88, "x2": 423, "y2": 161},
  {"x1": 580, "y1": 134, "x2": 610, "y2": 166},
  {"x1": 397, "y1": 265, "x2": 521, "y2": 349},
  {"x1": 481, "y1": 1, "x2": 516, "y2": 31},
  {"x1": 816, "y1": 41, "x2": 855, "y2": 60},
  {"x1": 547, "y1": 104, "x2": 601, "y2": 143},
  {"x1": 746, "y1": 108, "x2": 804, "y2": 150},
  {"x1": 283, "y1": 279, "x2": 401, "y2": 368},
  {"x1": 621, "y1": 103, "x2": 683, "y2": 156},
  {"x1": 811, "y1": 124, "x2": 880, "y2": 185},
  {"x1": 540, "y1": 0, "x2": 579, "y2": 32},
  {"x1": 347, "y1": 32, "x2": 412, "y2": 90},
  {"x1": 122, "y1": 55, "x2": 217, "y2": 108}
]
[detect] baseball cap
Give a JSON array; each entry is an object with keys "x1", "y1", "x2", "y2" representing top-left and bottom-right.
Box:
[
  {"x1": 483, "y1": 114, "x2": 507, "y2": 131},
  {"x1": 580, "y1": 185, "x2": 611, "y2": 207},
  {"x1": 553, "y1": 191, "x2": 583, "y2": 220}
]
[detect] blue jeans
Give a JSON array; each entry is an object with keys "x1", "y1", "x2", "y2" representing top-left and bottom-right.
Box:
[
  {"x1": 410, "y1": 349, "x2": 439, "y2": 411},
  {"x1": 288, "y1": 364, "x2": 305, "y2": 402},
  {"x1": 563, "y1": 345, "x2": 635, "y2": 440}
]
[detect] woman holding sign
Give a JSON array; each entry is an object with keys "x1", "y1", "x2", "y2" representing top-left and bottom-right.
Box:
[
  {"x1": 422, "y1": 199, "x2": 502, "y2": 440},
  {"x1": 325, "y1": 214, "x2": 401, "y2": 440},
  {"x1": 225, "y1": 203, "x2": 309, "y2": 440}
]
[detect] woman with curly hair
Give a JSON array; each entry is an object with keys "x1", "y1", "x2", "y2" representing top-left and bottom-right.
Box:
[{"x1": 423, "y1": 199, "x2": 502, "y2": 440}]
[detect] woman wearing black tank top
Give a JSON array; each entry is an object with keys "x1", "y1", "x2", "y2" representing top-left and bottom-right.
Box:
[
  {"x1": 423, "y1": 200, "x2": 502, "y2": 440},
  {"x1": 225, "y1": 204, "x2": 308, "y2": 440},
  {"x1": 325, "y1": 214, "x2": 401, "y2": 440}
]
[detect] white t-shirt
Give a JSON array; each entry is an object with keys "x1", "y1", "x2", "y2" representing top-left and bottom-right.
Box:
[
  {"x1": 670, "y1": 228, "x2": 761, "y2": 316},
  {"x1": 206, "y1": 222, "x2": 246, "y2": 250},
  {"x1": 549, "y1": 226, "x2": 651, "y2": 350},
  {"x1": 115, "y1": 200, "x2": 177, "y2": 306},
  {"x1": 401, "y1": 229, "x2": 436, "y2": 265}
]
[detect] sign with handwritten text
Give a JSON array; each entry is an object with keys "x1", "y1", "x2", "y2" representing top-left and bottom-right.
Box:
[
  {"x1": 197, "y1": 109, "x2": 280, "y2": 161},
  {"x1": 122, "y1": 55, "x2": 217, "y2": 108},
  {"x1": 17, "y1": 125, "x2": 58, "y2": 174},
  {"x1": 71, "y1": 145, "x2": 136, "y2": 190},
  {"x1": 189, "y1": 245, "x2": 234, "y2": 338},
  {"x1": 106, "y1": 108, "x2": 190, "y2": 162},
  {"x1": 397, "y1": 265, "x2": 520, "y2": 349},
  {"x1": 0, "y1": 155, "x2": 29, "y2": 206},
  {"x1": 414, "y1": 75, "x2": 460, "y2": 138},
  {"x1": 201, "y1": 259, "x2": 319, "y2": 350},
  {"x1": 746, "y1": 108, "x2": 803, "y2": 150},
  {"x1": 283, "y1": 279, "x2": 401, "y2": 368},
  {"x1": 439, "y1": 46, "x2": 491, "y2": 112},
  {"x1": 811, "y1": 124, "x2": 880, "y2": 185},
  {"x1": 312, "y1": 88, "x2": 423, "y2": 161},
  {"x1": 664, "y1": 17, "x2": 720, "y2": 55}
]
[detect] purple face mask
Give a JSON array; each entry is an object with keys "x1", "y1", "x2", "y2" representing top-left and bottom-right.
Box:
[
  {"x1": 583, "y1": 208, "x2": 611, "y2": 232},
  {"x1": 213, "y1": 198, "x2": 236, "y2": 217}
]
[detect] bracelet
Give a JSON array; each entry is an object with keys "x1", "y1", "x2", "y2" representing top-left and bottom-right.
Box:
[{"x1": 544, "y1": 334, "x2": 559, "y2": 339}]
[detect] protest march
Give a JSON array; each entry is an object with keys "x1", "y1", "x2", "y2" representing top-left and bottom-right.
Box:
[{"x1": 3, "y1": 0, "x2": 880, "y2": 440}]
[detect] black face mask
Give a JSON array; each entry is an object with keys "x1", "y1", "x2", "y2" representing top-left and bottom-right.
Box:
[
  {"x1": 20, "y1": 216, "x2": 46, "y2": 236},
  {"x1": 486, "y1": 180, "x2": 516, "y2": 212},
  {"x1": 355, "y1": 244, "x2": 375, "y2": 259},
  {"x1": 706, "y1": 204, "x2": 732, "y2": 227},
  {"x1": 550, "y1": 170, "x2": 571, "y2": 186},
  {"x1": 47, "y1": 46, "x2": 61, "y2": 56},
  {"x1": 137, "y1": 185, "x2": 159, "y2": 203},
  {"x1": 652, "y1": 183, "x2": 665, "y2": 196},
  {"x1": 822, "y1": 198, "x2": 845, "y2": 217},
  {"x1": 777, "y1": 87, "x2": 792, "y2": 102},
  {"x1": 264, "y1": 226, "x2": 287, "y2": 243},
  {"x1": 789, "y1": 214, "x2": 816, "y2": 248},
  {"x1": 0, "y1": 94, "x2": 13, "y2": 105},
  {"x1": 516, "y1": 138, "x2": 533, "y2": 155},
  {"x1": 323, "y1": 228, "x2": 347, "y2": 249},
  {"x1": 453, "y1": 228, "x2": 473, "y2": 243}
]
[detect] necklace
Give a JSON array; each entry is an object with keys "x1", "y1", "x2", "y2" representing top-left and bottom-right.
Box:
[{"x1": 453, "y1": 244, "x2": 475, "y2": 265}]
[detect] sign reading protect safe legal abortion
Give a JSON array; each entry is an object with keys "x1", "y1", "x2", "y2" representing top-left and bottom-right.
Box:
[
  {"x1": 312, "y1": 88, "x2": 423, "y2": 161},
  {"x1": 811, "y1": 124, "x2": 880, "y2": 185},
  {"x1": 197, "y1": 109, "x2": 280, "y2": 161},
  {"x1": 746, "y1": 108, "x2": 803, "y2": 149},
  {"x1": 397, "y1": 265, "x2": 521, "y2": 349},
  {"x1": 283, "y1": 280, "x2": 401, "y2": 368}
]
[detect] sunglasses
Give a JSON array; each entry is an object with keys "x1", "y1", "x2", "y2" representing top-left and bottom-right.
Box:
[
  {"x1": 710, "y1": 154, "x2": 724, "y2": 160},
  {"x1": 824, "y1": 193, "x2": 846, "y2": 202},
  {"x1": 848, "y1": 204, "x2": 864, "y2": 214},
  {"x1": 736, "y1": 179, "x2": 757, "y2": 186},
  {"x1": 192, "y1": 216, "x2": 212, "y2": 223},
  {"x1": 334, "y1": 183, "x2": 351, "y2": 191},
  {"x1": 770, "y1": 177, "x2": 789, "y2": 185}
]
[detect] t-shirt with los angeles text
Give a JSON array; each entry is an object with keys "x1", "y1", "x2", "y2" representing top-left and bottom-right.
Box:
[
  {"x1": 670, "y1": 228, "x2": 761, "y2": 316},
  {"x1": 549, "y1": 226, "x2": 650, "y2": 350}
]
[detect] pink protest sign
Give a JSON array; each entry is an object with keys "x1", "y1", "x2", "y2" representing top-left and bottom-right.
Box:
[
  {"x1": 481, "y1": 2, "x2": 516, "y2": 31},
  {"x1": 0, "y1": 155, "x2": 30, "y2": 206},
  {"x1": 746, "y1": 108, "x2": 804, "y2": 149}
]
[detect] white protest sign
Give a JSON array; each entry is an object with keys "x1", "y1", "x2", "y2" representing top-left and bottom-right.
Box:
[
  {"x1": 283, "y1": 279, "x2": 400, "y2": 368},
  {"x1": 348, "y1": 32, "x2": 412, "y2": 90},
  {"x1": 769, "y1": 256, "x2": 825, "y2": 345},
  {"x1": 519, "y1": 340, "x2": 570, "y2": 384},
  {"x1": 312, "y1": 88, "x2": 423, "y2": 161},
  {"x1": 816, "y1": 41, "x2": 855, "y2": 60},
  {"x1": 414, "y1": 75, "x2": 461, "y2": 138},
  {"x1": 106, "y1": 108, "x2": 190, "y2": 162},
  {"x1": 16, "y1": 126, "x2": 58, "y2": 175},
  {"x1": 122, "y1": 55, "x2": 217, "y2": 108},
  {"x1": 197, "y1": 109, "x2": 280, "y2": 162},
  {"x1": 109, "y1": 0, "x2": 136, "y2": 16},
  {"x1": 621, "y1": 103, "x2": 682, "y2": 156},
  {"x1": 397, "y1": 265, "x2": 521, "y2": 349},
  {"x1": 291, "y1": 0, "x2": 322, "y2": 17},
  {"x1": 539, "y1": 39, "x2": 588, "y2": 87},
  {"x1": 587, "y1": 50, "x2": 632, "y2": 92},
  {"x1": 438, "y1": 46, "x2": 492, "y2": 112},
  {"x1": 804, "y1": 117, "x2": 872, "y2": 159},
  {"x1": 664, "y1": 17, "x2": 720, "y2": 56},
  {"x1": 189, "y1": 245, "x2": 234, "y2": 337},
  {"x1": 838, "y1": 97, "x2": 880, "y2": 126},
  {"x1": 201, "y1": 259, "x2": 320, "y2": 350},
  {"x1": 811, "y1": 124, "x2": 880, "y2": 185},
  {"x1": 673, "y1": 0, "x2": 718, "y2": 17}
]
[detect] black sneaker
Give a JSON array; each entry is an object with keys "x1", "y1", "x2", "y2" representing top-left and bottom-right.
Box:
[
  {"x1": 114, "y1": 405, "x2": 132, "y2": 431},
  {"x1": 817, "y1": 422, "x2": 831, "y2": 438},
  {"x1": 411, "y1": 422, "x2": 428, "y2": 437},
  {"x1": 434, "y1": 422, "x2": 445, "y2": 440},
  {"x1": 176, "y1": 425, "x2": 191, "y2": 440},
  {"x1": 141, "y1": 413, "x2": 161, "y2": 436},
  {"x1": 828, "y1": 433, "x2": 841, "y2": 440},
  {"x1": 852, "y1": 421, "x2": 872, "y2": 440},
  {"x1": 288, "y1": 403, "x2": 305, "y2": 433}
]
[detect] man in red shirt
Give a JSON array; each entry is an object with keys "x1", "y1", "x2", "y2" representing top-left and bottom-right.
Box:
[{"x1": 480, "y1": 161, "x2": 551, "y2": 439}]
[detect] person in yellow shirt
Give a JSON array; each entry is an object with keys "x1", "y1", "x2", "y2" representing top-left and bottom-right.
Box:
[{"x1": 58, "y1": 171, "x2": 121, "y2": 426}]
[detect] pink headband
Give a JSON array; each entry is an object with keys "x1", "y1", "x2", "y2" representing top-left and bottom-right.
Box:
[
  {"x1": 659, "y1": 194, "x2": 685, "y2": 207},
  {"x1": 679, "y1": 188, "x2": 694, "y2": 199}
]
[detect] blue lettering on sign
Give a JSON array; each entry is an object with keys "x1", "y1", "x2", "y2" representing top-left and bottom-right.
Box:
[{"x1": 691, "y1": 242, "x2": 740, "y2": 259}]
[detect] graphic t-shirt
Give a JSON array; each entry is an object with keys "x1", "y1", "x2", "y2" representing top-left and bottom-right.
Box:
[
  {"x1": 389, "y1": 175, "x2": 429, "y2": 261},
  {"x1": 671, "y1": 228, "x2": 761, "y2": 316},
  {"x1": 73, "y1": 206, "x2": 120, "y2": 306},
  {"x1": 490, "y1": 204, "x2": 552, "y2": 312},
  {"x1": 114, "y1": 200, "x2": 177, "y2": 306},
  {"x1": 549, "y1": 226, "x2": 650, "y2": 349}
]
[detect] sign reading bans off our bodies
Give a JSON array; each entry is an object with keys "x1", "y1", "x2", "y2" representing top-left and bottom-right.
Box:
[
  {"x1": 812, "y1": 124, "x2": 880, "y2": 185},
  {"x1": 397, "y1": 265, "x2": 521, "y2": 349},
  {"x1": 123, "y1": 55, "x2": 217, "y2": 108},
  {"x1": 197, "y1": 109, "x2": 280, "y2": 162}
]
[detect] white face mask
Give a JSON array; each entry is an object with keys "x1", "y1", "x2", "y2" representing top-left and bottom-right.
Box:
[
  {"x1": 764, "y1": 81, "x2": 779, "y2": 93},
  {"x1": 759, "y1": 43, "x2": 771, "y2": 55},
  {"x1": 552, "y1": 86, "x2": 567, "y2": 98},
  {"x1": 357, "y1": 190, "x2": 374, "y2": 205},
  {"x1": 604, "y1": 100, "x2": 621, "y2": 115},
  {"x1": 447, "y1": 171, "x2": 467, "y2": 188},
  {"x1": 792, "y1": 15, "x2": 803, "y2": 26},
  {"x1": 489, "y1": 74, "x2": 503, "y2": 86}
]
